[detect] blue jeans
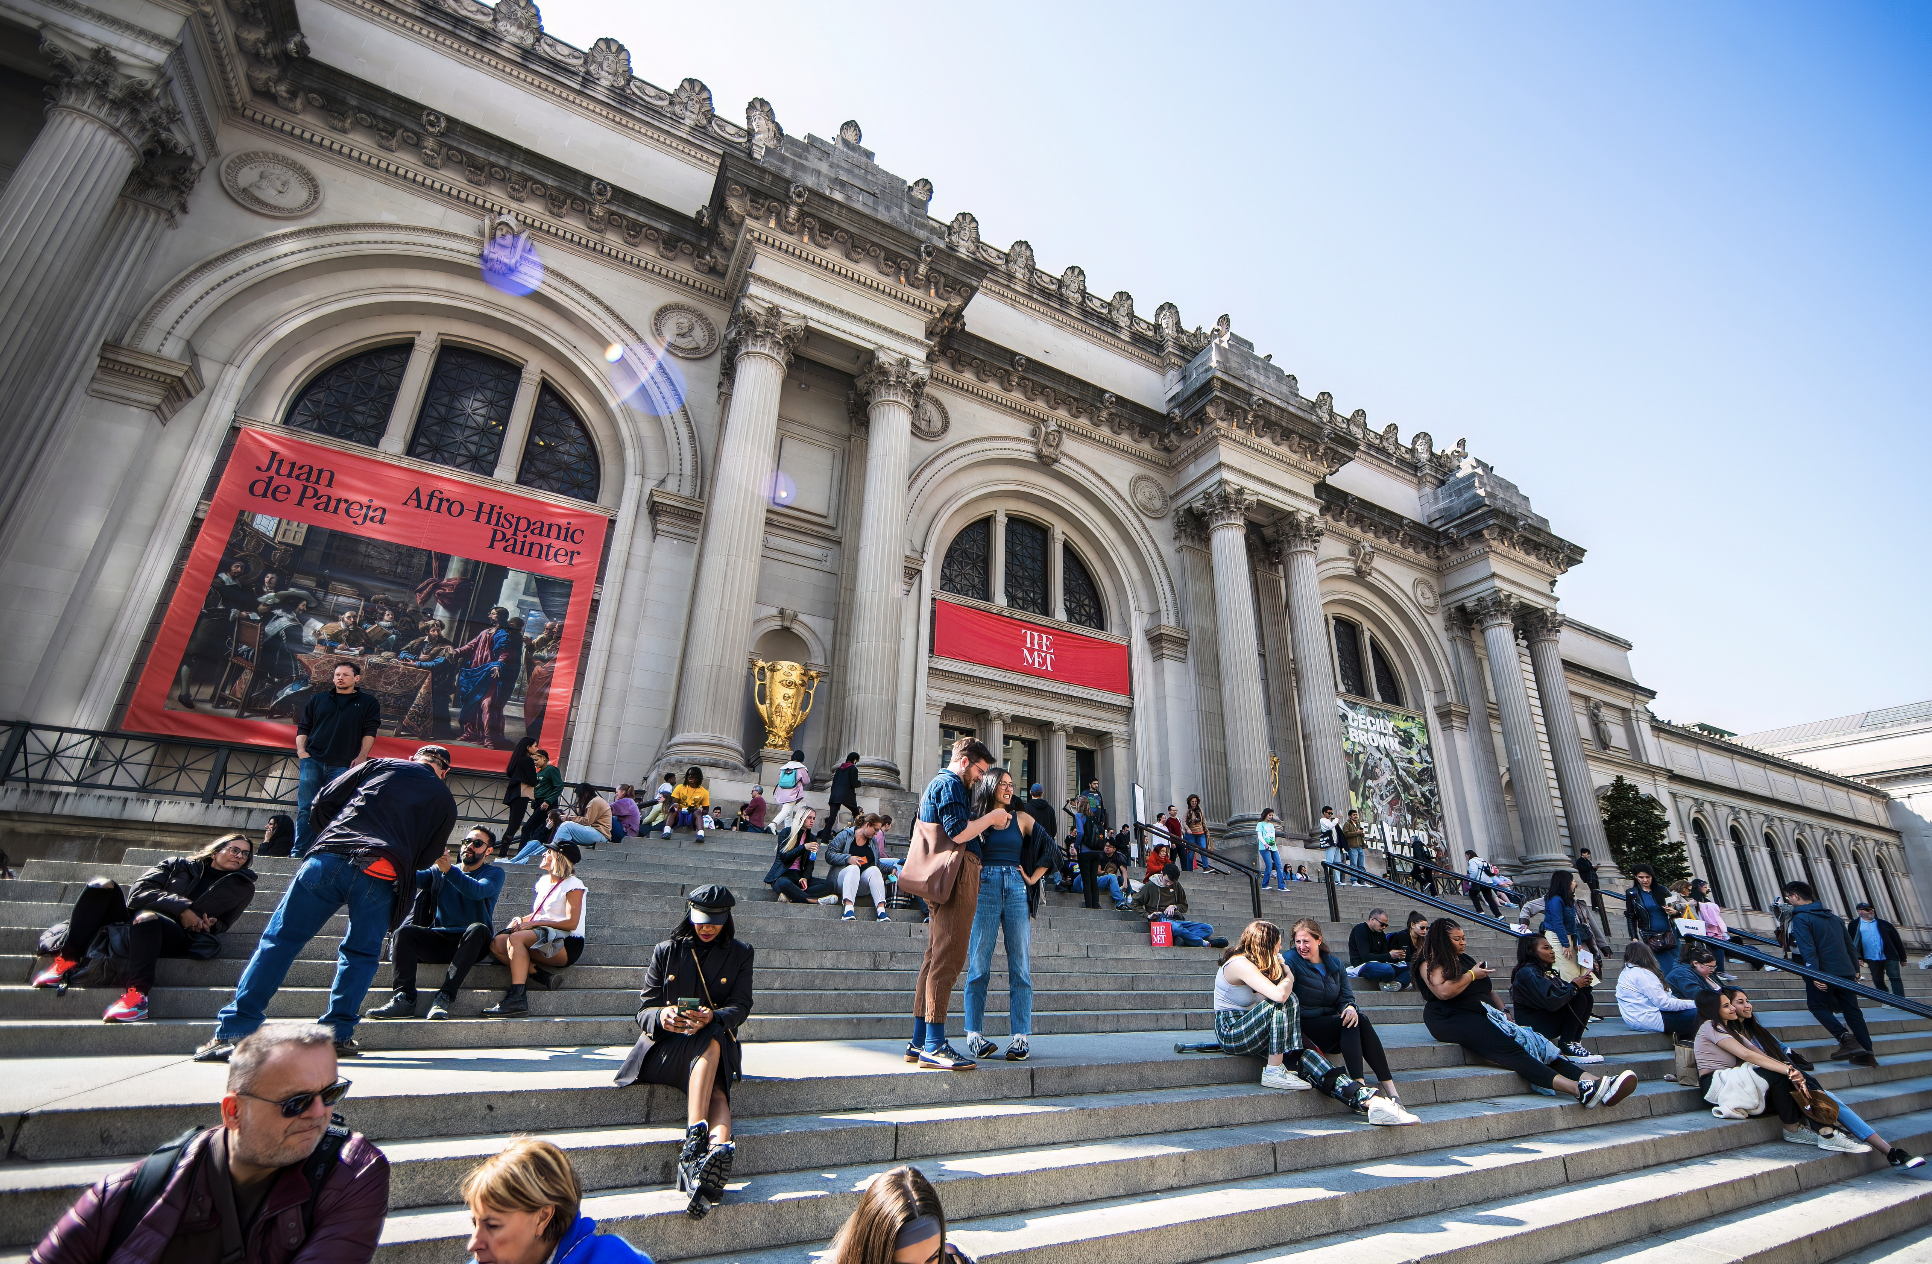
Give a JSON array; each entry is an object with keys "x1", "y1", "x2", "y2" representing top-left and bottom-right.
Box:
[
  {"x1": 552, "y1": 821, "x2": 604, "y2": 849},
  {"x1": 1169, "y1": 918, "x2": 1215, "y2": 946},
  {"x1": 1183, "y1": 833, "x2": 1207, "y2": 871},
  {"x1": 963, "y1": 865, "x2": 1033, "y2": 1036},
  {"x1": 507, "y1": 838, "x2": 548, "y2": 864},
  {"x1": 1357, "y1": 961, "x2": 1409, "y2": 985},
  {"x1": 1258, "y1": 850, "x2": 1283, "y2": 887},
  {"x1": 1072, "y1": 872, "x2": 1125, "y2": 906},
  {"x1": 293, "y1": 759, "x2": 349, "y2": 857},
  {"x1": 214, "y1": 852, "x2": 393, "y2": 1043},
  {"x1": 1347, "y1": 847, "x2": 1366, "y2": 876}
]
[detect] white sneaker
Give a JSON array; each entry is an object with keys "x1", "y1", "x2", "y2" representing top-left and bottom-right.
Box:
[
  {"x1": 1580, "y1": 1069, "x2": 1637, "y2": 1108},
  {"x1": 1260, "y1": 1065, "x2": 1311, "y2": 1092},
  {"x1": 1784, "y1": 1128, "x2": 1822, "y2": 1147},
  {"x1": 1367, "y1": 1097, "x2": 1420, "y2": 1126},
  {"x1": 1815, "y1": 1128, "x2": 1873, "y2": 1154},
  {"x1": 661, "y1": 827, "x2": 671, "y2": 838},
  {"x1": 1564, "y1": 1041, "x2": 1606, "y2": 1064},
  {"x1": 817, "y1": 895, "x2": 840, "y2": 905}
]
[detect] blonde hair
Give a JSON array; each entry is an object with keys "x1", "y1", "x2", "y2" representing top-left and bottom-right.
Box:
[
  {"x1": 1220, "y1": 920, "x2": 1285, "y2": 982},
  {"x1": 826, "y1": 1165, "x2": 946, "y2": 1264},
  {"x1": 543, "y1": 848, "x2": 577, "y2": 880},
  {"x1": 462, "y1": 1138, "x2": 579, "y2": 1247}
]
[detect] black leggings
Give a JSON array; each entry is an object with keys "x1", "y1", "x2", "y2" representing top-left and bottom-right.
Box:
[
  {"x1": 1427, "y1": 1007, "x2": 1581, "y2": 1091},
  {"x1": 64, "y1": 881, "x2": 194, "y2": 991},
  {"x1": 771, "y1": 877, "x2": 836, "y2": 902},
  {"x1": 1518, "y1": 986, "x2": 1595, "y2": 1045},
  {"x1": 1697, "y1": 1067, "x2": 1809, "y2": 1127},
  {"x1": 1301, "y1": 1011, "x2": 1393, "y2": 1083},
  {"x1": 1469, "y1": 885, "x2": 1501, "y2": 917}
]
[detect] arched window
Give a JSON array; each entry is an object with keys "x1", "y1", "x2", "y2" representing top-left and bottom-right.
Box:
[
  {"x1": 1690, "y1": 818, "x2": 1723, "y2": 906},
  {"x1": 1004, "y1": 518, "x2": 1049, "y2": 615},
  {"x1": 1729, "y1": 824, "x2": 1762, "y2": 910},
  {"x1": 283, "y1": 344, "x2": 411, "y2": 447},
  {"x1": 1822, "y1": 845, "x2": 1853, "y2": 913},
  {"x1": 1332, "y1": 617, "x2": 1368, "y2": 699},
  {"x1": 1852, "y1": 851, "x2": 1875, "y2": 915},
  {"x1": 1795, "y1": 838, "x2": 1819, "y2": 893},
  {"x1": 1877, "y1": 854, "x2": 1903, "y2": 923},
  {"x1": 1063, "y1": 545, "x2": 1104, "y2": 630},
  {"x1": 939, "y1": 518, "x2": 990, "y2": 602},
  {"x1": 1370, "y1": 640, "x2": 1404, "y2": 709},
  {"x1": 1765, "y1": 832, "x2": 1787, "y2": 890},
  {"x1": 408, "y1": 346, "x2": 522, "y2": 474},
  {"x1": 515, "y1": 383, "x2": 600, "y2": 502}
]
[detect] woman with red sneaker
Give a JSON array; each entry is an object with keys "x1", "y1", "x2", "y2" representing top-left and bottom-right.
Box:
[{"x1": 32, "y1": 831, "x2": 258, "y2": 1022}]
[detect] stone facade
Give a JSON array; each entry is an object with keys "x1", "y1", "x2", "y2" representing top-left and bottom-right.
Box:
[{"x1": 0, "y1": 0, "x2": 1915, "y2": 937}]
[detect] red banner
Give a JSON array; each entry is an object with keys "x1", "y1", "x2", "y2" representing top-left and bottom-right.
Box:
[
  {"x1": 932, "y1": 599, "x2": 1130, "y2": 695},
  {"x1": 125, "y1": 427, "x2": 608, "y2": 772}
]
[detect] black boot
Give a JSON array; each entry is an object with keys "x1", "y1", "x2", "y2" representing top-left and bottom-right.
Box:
[
  {"x1": 677, "y1": 1122, "x2": 711, "y2": 1218},
  {"x1": 482, "y1": 984, "x2": 528, "y2": 1016},
  {"x1": 364, "y1": 992, "x2": 417, "y2": 1020},
  {"x1": 530, "y1": 966, "x2": 559, "y2": 991},
  {"x1": 696, "y1": 1140, "x2": 735, "y2": 1203}
]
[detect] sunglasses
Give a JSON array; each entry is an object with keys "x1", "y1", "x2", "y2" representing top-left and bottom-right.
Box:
[{"x1": 241, "y1": 1078, "x2": 352, "y2": 1118}]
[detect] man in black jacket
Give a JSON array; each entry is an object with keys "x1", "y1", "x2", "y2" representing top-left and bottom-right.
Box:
[
  {"x1": 1348, "y1": 909, "x2": 1410, "y2": 991},
  {"x1": 1848, "y1": 902, "x2": 1908, "y2": 998},
  {"x1": 366, "y1": 826, "x2": 505, "y2": 1020},
  {"x1": 292, "y1": 662, "x2": 381, "y2": 857},
  {"x1": 825, "y1": 753, "x2": 862, "y2": 830},
  {"x1": 1785, "y1": 880, "x2": 1876, "y2": 1066},
  {"x1": 198, "y1": 746, "x2": 458, "y2": 1063},
  {"x1": 1024, "y1": 784, "x2": 1059, "y2": 843}
]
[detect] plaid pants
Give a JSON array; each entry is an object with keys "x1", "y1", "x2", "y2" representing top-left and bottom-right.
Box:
[{"x1": 1216, "y1": 998, "x2": 1374, "y2": 1111}]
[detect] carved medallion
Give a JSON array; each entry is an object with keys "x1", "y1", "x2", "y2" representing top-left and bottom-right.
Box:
[
  {"x1": 911, "y1": 390, "x2": 949, "y2": 440},
  {"x1": 652, "y1": 303, "x2": 719, "y2": 359},
  {"x1": 220, "y1": 151, "x2": 320, "y2": 219},
  {"x1": 1130, "y1": 474, "x2": 1170, "y2": 518},
  {"x1": 1413, "y1": 578, "x2": 1440, "y2": 613}
]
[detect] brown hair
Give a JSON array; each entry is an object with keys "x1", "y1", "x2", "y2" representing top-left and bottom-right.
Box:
[
  {"x1": 949, "y1": 735, "x2": 993, "y2": 765},
  {"x1": 1290, "y1": 917, "x2": 1330, "y2": 959},
  {"x1": 190, "y1": 832, "x2": 253, "y2": 866},
  {"x1": 462, "y1": 1137, "x2": 580, "y2": 1248},
  {"x1": 825, "y1": 1165, "x2": 947, "y2": 1264},
  {"x1": 1219, "y1": 919, "x2": 1285, "y2": 982}
]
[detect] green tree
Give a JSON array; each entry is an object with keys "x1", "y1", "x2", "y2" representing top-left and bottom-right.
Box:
[{"x1": 1599, "y1": 775, "x2": 1690, "y2": 885}]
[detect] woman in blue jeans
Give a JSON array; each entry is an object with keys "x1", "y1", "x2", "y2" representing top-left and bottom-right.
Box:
[
  {"x1": 1624, "y1": 864, "x2": 1680, "y2": 971},
  {"x1": 962, "y1": 768, "x2": 1053, "y2": 1063}
]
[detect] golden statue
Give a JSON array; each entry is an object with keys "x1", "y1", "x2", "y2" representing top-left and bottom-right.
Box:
[{"x1": 753, "y1": 659, "x2": 821, "y2": 750}]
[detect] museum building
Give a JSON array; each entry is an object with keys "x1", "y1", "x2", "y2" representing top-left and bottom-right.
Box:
[{"x1": 0, "y1": 0, "x2": 1918, "y2": 938}]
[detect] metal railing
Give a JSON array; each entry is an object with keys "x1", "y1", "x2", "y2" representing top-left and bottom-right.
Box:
[
  {"x1": 1137, "y1": 822, "x2": 1262, "y2": 919},
  {"x1": 1594, "y1": 885, "x2": 1782, "y2": 951},
  {"x1": 1321, "y1": 858, "x2": 1528, "y2": 939},
  {"x1": 1681, "y1": 932, "x2": 1932, "y2": 1021}
]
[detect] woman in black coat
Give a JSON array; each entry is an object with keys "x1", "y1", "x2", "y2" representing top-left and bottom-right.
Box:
[
  {"x1": 1283, "y1": 917, "x2": 1403, "y2": 1104},
  {"x1": 613, "y1": 884, "x2": 754, "y2": 1220},
  {"x1": 763, "y1": 810, "x2": 835, "y2": 903},
  {"x1": 31, "y1": 832, "x2": 258, "y2": 1023},
  {"x1": 1509, "y1": 930, "x2": 1599, "y2": 1058}
]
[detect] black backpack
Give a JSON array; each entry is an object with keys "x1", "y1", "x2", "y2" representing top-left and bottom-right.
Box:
[{"x1": 104, "y1": 1118, "x2": 351, "y2": 1257}]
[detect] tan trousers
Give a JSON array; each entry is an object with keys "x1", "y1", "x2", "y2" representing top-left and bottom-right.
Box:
[{"x1": 915, "y1": 852, "x2": 981, "y2": 1024}]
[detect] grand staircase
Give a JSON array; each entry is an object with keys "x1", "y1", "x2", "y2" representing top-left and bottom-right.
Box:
[{"x1": 0, "y1": 827, "x2": 1926, "y2": 1264}]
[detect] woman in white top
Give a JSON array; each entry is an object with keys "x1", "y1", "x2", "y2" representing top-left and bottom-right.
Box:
[
  {"x1": 485, "y1": 840, "x2": 587, "y2": 1016},
  {"x1": 1212, "y1": 919, "x2": 1418, "y2": 1125},
  {"x1": 1255, "y1": 810, "x2": 1283, "y2": 891},
  {"x1": 1614, "y1": 939, "x2": 1698, "y2": 1037}
]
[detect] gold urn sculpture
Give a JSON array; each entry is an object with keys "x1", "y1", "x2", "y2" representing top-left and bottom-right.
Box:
[{"x1": 753, "y1": 659, "x2": 821, "y2": 750}]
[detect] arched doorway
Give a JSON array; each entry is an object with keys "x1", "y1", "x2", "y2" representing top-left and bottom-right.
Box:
[{"x1": 1877, "y1": 854, "x2": 1904, "y2": 923}]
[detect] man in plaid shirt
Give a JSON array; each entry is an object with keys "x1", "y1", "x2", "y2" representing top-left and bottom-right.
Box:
[{"x1": 908, "y1": 735, "x2": 1007, "y2": 1069}]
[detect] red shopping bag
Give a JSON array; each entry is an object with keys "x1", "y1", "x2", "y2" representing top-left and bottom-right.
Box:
[{"x1": 1149, "y1": 920, "x2": 1173, "y2": 947}]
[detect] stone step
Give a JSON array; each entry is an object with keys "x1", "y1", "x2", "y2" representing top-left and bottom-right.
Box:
[
  {"x1": 375, "y1": 1077, "x2": 1932, "y2": 1264},
  {"x1": 1823, "y1": 1217, "x2": 1932, "y2": 1264}
]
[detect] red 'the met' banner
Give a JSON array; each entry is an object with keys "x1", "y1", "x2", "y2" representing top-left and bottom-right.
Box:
[
  {"x1": 932, "y1": 599, "x2": 1130, "y2": 695},
  {"x1": 126, "y1": 427, "x2": 608, "y2": 772}
]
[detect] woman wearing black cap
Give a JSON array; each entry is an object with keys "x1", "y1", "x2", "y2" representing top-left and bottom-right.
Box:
[{"x1": 613, "y1": 882, "x2": 754, "y2": 1220}]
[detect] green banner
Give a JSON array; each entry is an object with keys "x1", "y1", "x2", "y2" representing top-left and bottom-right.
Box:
[{"x1": 1338, "y1": 696, "x2": 1447, "y2": 854}]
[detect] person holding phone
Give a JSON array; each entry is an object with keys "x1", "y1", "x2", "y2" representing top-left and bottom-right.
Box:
[{"x1": 614, "y1": 885, "x2": 753, "y2": 1220}]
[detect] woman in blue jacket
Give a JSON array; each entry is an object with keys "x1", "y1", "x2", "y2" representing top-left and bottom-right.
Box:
[
  {"x1": 466, "y1": 1137, "x2": 653, "y2": 1263},
  {"x1": 1623, "y1": 864, "x2": 1679, "y2": 970},
  {"x1": 1541, "y1": 870, "x2": 1586, "y2": 981},
  {"x1": 1284, "y1": 917, "x2": 1408, "y2": 1110}
]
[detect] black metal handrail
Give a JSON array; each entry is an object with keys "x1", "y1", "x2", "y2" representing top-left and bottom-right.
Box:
[
  {"x1": 1322, "y1": 859, "x2": 1528, "y2": 939},
  {"x1": 1598, "y1": 883, "x2": 1783, "y2": 951},
  {"x1": 1389, "y1": 854, "x2": 1534, "y2": 902},
  {"x1": 1138, "y1": 822, "x2": 1261, "y2": 919},
  {"x1": 1681, "y1": 932, "x2": 1932, "y2": 1021}
]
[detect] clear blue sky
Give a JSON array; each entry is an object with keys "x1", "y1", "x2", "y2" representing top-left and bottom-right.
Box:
[{"x1": 535, "y1": 0, "x2": 1931, "y2": 734}]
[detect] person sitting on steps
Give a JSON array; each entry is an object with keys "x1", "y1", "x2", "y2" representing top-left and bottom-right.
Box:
[
  {"x1": 1212, "y1": 919, "x2": 1420, "y2": 1126},
  {"x1": 1347, "y1": 908, "x2": 1410, "y2": 991},
  {"x1": 1666, "y1": 945, "x2": 1726, "y2": 1000},
  {"x1": 547, "y1": 783, "x2": 611, "y2": 853},
  {"x1": 463, "y1": 1137, "x2": 655, "y2": 1264},
  {"x1": 765, "y1": 810, "x2": 839, "y2": 904},
  {"x1": 823, "y1": 1164, "x2": 975, "y2": 1264},
  {"x1": 613, "y1": 885, "x2": 752, "y2": 1219},
  {"x1": 366, "y1": 825, "x2": 505, "y2": 1021},
  {"x1": 1286, "y1": 917, "x2": 1410, "y2": 1107},
  {"x1": 1615, "y1": 938, "x2": 1700, "y2": 1039},
  {"x1": 1074, "y1": 837, "x2": 1131, "y2": 908},
  {"x1": 1691, "y1": 989, "x2": 1872, "y2": 1156},
  {"x1": 34, "y1": 832, "x2": 258, "y2": 1024},
  {"x1": 483, "y1": 840, "x2": 585, "y2": 1016},
  {"x1": 1509, "y1": 930, "x2": 1603, "y2": 1064},
  {"x1": 827, "y1": 814, "x2": 893, "y2": 922},
  {"x1": 1418, "y1": 917, "x2": 1637, "y2": 1108},
  {"x1": 666, "y1": 767, "x2": 710, "y2": 841},
  {"x1": 1131, "y1": 864, "x2": 1227, "y2": 946}
]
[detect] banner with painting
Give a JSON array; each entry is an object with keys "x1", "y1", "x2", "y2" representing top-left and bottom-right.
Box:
[
  {"x1": 125, "y1": 427, "x2": 607, "y2": 772},
  {"x1": 1337, "y1": 696, "x2": 1447, "y2": 857}
]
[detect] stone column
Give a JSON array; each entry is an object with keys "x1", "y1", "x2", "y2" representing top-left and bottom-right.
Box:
[
  {"x1": 985, "y1": 712, "x2": 1007, "y2": 771},
  {"x1": 491, "y1": 362, "x2": 546, "y2": 482},
  {"x1": 1521, "y1": 608, "x2": 1610, "y2": 869},
  {"x1": 839, "y1": 352, "x2": 927, "y2": 788},
  {"x1": 1198, "y1": 481, "x2": 1270, "y2": 824},
  {"x1": 1445, "y1": 608, "x2": 1515, "y2": 858},
  {"x1": 0, "y1": 42, "x2": 184, "y2": 533},
  {"x1": 380, "y1": 334, "x2": 439, "y2": 454},
  {"x1": 991, "y1": 510, "x2": 1007, "y2": 606},
  {"x1": 1277, "y1": 513, "x2": 1351, "y2": 819},
  {"x1": 663, "y1": 298, "x2": 807, "y2": 769},
  {"x1": 1469, "y1": 594, "x2": 1567, "y2": 871},
  {"x1": 1046, "y1": 721, "x2": 1069, "y2": 811}
]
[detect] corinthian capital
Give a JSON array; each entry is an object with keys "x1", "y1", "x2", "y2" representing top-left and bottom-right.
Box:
[
  {"x1": 1518, "y1": 606, "x2": 1566, "y2": 645},
  {"x1": 1466, "y1": 592, "x2": 1517, "y2": 633},
  {"x1": 123, "y1": 152, "x2": 202, "y2": 222},
  {"x1": 1194, "y1": 479, "x2": 1256, "y2": 530},
  {"x1": 41, "y1": 37, "x2": 184, "y2": 160},
  {"x1": 723, "y1": 297, "x2": 807, "y2": 370},
  {"x1": 855, "y1": 352, "x2": 929, "y2": 411},
  {"x1": 1274, "y1": 509, "x2": 1324, "y2": 557}
]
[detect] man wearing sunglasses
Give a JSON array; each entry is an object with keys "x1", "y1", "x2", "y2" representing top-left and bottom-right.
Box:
[
  {"x1": 31, "y1": 1025, "x2": 389, "y2": 1263},
  {"x1": 365, "y1": 826, "x2": 505, "y2": 1021},
  {"x1": 198, "y1": 746, "x2": 460, "y2": 1063}
]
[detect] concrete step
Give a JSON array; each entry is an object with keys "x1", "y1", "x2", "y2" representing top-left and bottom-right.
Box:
[{"x1": 1825, "y1": 1217, "x2": 1932, "y2": 1264}]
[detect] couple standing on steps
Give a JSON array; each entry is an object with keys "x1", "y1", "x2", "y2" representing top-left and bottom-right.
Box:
[{"x1": 902, "y1": 735, "x2": 1055, "y2": 1070}]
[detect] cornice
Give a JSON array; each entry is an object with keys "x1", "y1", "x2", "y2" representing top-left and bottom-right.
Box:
[
  {"x1": 1166, "y1": 421, "x2": 1334, "y2": 485},
  {"x1": 744, "y1": 224, "x2": 944, "y2": 318},
  {"x1": 6, "y1": 0, "x2": 182, "y2": 57},
  {"x1": 1661, "y1": 771, "x2": 1899, "y2": 842},
  {"x1": 927, "y1": 367, "x2": 1168, "y2": 472},
  {"x1": 747, "y1": 273, "x2": 920, "y2": 347},
  {"x1": 1654, "y1": 719, "x2": 1896, "y2": 804},
  {"x1": 975, "y1": 273, "x2": 1166, "y2": 373},
  {"x1": 1560, "y1": 657, "x2": 1659, "y2": 702}
]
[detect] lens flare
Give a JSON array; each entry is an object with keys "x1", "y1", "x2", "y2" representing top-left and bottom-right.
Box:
[
  {"x1": 767, "y1": 471, "x2": 798, "y2": 508},
  {"x1": 604, "y1": 343, "x2": 624, "y2": 363},
  {"x1": 603, "y1": 340, "x2": 688, "y2": 414},
  {"x1": 480, "y1": 226, "x2": 543, "y2": 297}
]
